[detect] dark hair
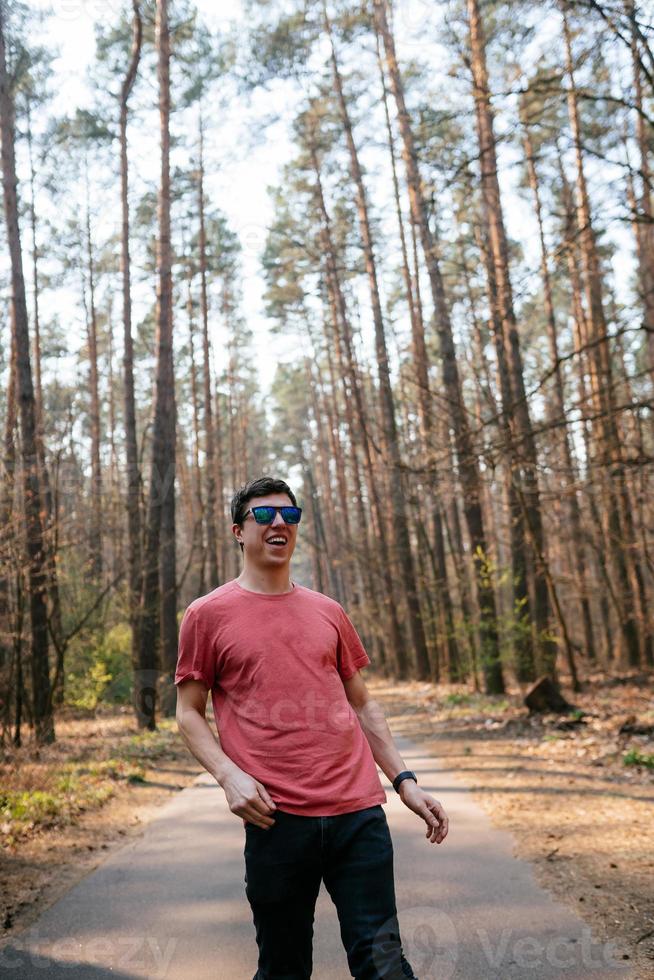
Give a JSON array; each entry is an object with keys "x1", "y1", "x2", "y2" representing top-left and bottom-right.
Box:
[{"x1": 230, "y1": 476, "x2": 298, "y2": 552}]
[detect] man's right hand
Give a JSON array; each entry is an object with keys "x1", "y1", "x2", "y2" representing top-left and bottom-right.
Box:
[{"x1": 220, "y1": 766, "x2": 277, "y2": 829}]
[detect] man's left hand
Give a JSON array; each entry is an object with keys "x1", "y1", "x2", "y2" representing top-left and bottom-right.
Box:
[{"x1": 398, "y1": 780, "x2": 449, "y2": 844}]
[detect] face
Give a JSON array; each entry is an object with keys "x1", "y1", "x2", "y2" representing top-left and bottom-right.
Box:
[{"x1": 232, "y1": 492, "x2": 299, "y2": 568}]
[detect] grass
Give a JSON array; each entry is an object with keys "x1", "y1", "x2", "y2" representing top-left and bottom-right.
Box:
[
  {"x1": 443, "y1": 692, "x2": 472, "y2": 707},
  {"x1": 0, "y1": 757, "x2": 148, "y2": 842},
  {"x1": 0, "y1": 722, "x2": 183, "y2": 847},
  {"x1": 123, "y1": 726, "x2": 178, "y2": 761},
  {"x1": 441, "y1": 691, "x2": 512, "y2": 716},
  {"x1": 623, "y1": 749, "x2": 654, "y2": 770}
]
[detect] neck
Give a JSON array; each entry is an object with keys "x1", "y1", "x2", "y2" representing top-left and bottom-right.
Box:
[{"x1": 237, "y1": 562, "x2": 293, "y2": 595}]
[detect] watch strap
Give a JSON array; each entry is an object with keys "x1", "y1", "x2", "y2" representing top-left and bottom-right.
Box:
[{"x1": 392, "y1": 770, "x2": 417, "y2": 793}]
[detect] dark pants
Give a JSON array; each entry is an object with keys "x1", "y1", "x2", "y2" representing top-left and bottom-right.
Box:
[{"x1": 243, "y1": 804, "x2": 416, "y2": 980}]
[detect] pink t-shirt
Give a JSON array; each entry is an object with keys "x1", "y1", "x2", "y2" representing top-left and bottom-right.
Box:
[{"x1": 174, "y1": 580, "x2": 387, "y2": 816}]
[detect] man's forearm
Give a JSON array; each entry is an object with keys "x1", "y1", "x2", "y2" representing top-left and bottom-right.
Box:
[
  {"x1": 355, "y1": 698, "x2": 407, "y2": 783},
  {"x1": 176, "y1": 707, "x2": 239, "y2": 786}
]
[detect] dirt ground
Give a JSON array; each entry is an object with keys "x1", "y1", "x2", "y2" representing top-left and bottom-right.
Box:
[
  {"x1": 2, "y1": 676, "x2": 653, "y2": 978},
  {"x1": 369, "y1": 675, "x2": 654, "y2": 980}
]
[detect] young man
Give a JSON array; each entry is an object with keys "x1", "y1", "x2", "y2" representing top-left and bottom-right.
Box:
[{"x1": 175, "y1": 476, "x2": 449, "y2": 980}]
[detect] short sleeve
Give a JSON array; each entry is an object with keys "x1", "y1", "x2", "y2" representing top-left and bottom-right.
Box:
[
  {"x1": 336, "y1": 607, "x2": 371, "y2": 681},
  {"x1": 174, "y1": 606, "x2": 216, "y2": 689}
]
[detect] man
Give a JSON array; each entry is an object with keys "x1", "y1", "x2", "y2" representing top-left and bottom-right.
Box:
[{"x1": 175, "y1": 475, "x2": 449, "y2": 980}]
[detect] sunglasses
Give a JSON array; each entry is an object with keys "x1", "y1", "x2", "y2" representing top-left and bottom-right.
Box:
[{"x1": 244, "y1": 505, "x2": 303, "y2": 525}]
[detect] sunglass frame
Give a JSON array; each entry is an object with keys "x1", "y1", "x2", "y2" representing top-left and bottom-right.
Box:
[{"x1": 246, "y1": 505, "x2": 302, "y2": 525}]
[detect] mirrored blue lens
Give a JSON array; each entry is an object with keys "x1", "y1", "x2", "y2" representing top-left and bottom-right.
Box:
[
  {"x1": 252, "y1": 507, "x2": 276, "y2": 524},
  {"x1": 251, "y1": 506, "x2": 302, "y2": 525}
]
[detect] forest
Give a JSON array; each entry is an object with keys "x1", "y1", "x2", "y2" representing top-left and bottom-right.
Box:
[{"x1": 0, "y1": 0, "x2": 653, "y2": 747}]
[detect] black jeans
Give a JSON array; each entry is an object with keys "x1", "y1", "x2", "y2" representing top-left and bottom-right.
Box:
[{"x1": 243, "y1": 804, "x2": 416, "y2": 980}]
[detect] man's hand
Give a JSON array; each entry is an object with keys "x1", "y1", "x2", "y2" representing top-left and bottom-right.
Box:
[
  {"x1": 220, "y1": 766, "x2": 277, "y2": 829},
  {"x1": 399, "y1": 780, "x2": 449, "y2": 844}
]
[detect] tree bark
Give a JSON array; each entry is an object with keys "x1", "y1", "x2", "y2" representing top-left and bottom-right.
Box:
[
  {"x1": 155, "y1": 0, "x2": 177, "y2": 714},
  {"x1": 187, "y1": 274, "x2": 206, "y2": 598},
  {"x1": 307, "y1": 125, "x2": 404, "y2": 673},
  {"x1": 562, "y1": 3, "x2": 644, "y2": 665},
  {"x1": 520, "y1": 96, "x2": 596, "y2": 667},
  {"x1": 324, "y1": 9, "x2": 431, "y2": 680},
  {"x1": 0, "y1": 1, "x2": 54, "y2": 743},
  {"x1": 197, "y1": 111, "x2": 219, "y2": 590},
  {"x1": 468, "y1": 0, "x2": 559, "y2": 680},
  {"x1": 627, "y1": 0, "x2": 654, "y2": 385},
  {"x1": 119, "y1": 0, "x2": 145, "y2": 729},
  {"x1": 374, "y1": 0, "x2": 504, "y2": 693},
  {"x1": 138, "y1": 0, "x2": 177, "y2": 726},
  {"x1": 83, "y1": 157, "x2": 103, "y2": 582},
  {"x1": 26, "y1": 101, "x2": 64, "y2": 703},
  {"x1": 375, "y1": 27, "x2": 462, "y2": 678}
]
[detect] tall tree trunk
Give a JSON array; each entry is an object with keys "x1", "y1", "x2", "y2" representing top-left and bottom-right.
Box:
[
  {"x1": 197, "y1": 110, "x2": 219, "y2": 590},
  {"x1": 187, "y1": 275, "x2": 206, "y2": 597},
  {"x1": 212, "y1": 376, "x2": 227, "y2": 583},
  {"x1": 138, "y1": 0, "x2": 177, "y2": 726},
  {"x1": 106, "y1": 301, "x2": 122, "y2": 582},
  {"x1": 307, "y1": 124, "x2": 405, "y2": 673},
  {"x1": 319, "y1": 294, "x2": 388, "y2": 665},
  {"x1": 1, "y1": 329, "x2": 17, "y2": 679},
  {"x1": 562, "y1": 4, "x2": 643, "y2": 665},
  {"x1": 324, "y1": 9, "x2": 431, "y2": 681},
  {"x1": 26, "y1": 100, "x2": 64, "y2": 703},
  {"x1": 374, "y1": 0, "x2": 504, "y2": 693},
  {"x1": 521, "y1": 96, "x2": 596, "y2": 667},
  {"x1": 155, "y1": 0, "x2": 177, "y2": 714},
  {"x1": 556, "y1": 141, "x2": 614, "y2": 661},
  {"x1": 0, "y1": 2, "x2": 54, "y2": 743},
  {"x1": 120, "y1": 0, "x2": 145, "y2": 727},
  {"x1": 375, "y1": 27, "x2": 462, "y2": 678},
  {"x1": 472, "y1": 206, "x2": 537, "y2": 683},
  {"x1": 83, "y1": 158, "x2": 103, "y2": 582},
  {"x1": 468, "y1": 0, "x2": 559, "y2": 680},
  {"x1": 627, "y1": 0, "x2": 654, "y2": 385}
]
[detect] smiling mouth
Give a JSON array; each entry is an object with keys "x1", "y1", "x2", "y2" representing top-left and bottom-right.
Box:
[{"x1": 266, "y1": 537, "x2": 288, "y2": 546}]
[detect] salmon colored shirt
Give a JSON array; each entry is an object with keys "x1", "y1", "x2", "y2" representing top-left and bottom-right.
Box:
[{"x1": 174, "y1": 580, "x2": 386, "y2": 816}]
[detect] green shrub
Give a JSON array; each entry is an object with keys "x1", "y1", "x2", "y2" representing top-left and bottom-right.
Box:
[
  {"x1": 0, "y1": 790, "x2": 62, "y2": 824},
  {"x1": 99, "y1": 623, "x2": 133, "y2": 704},
  {"x1": 0, "y1": 782, "x2": 114, "y2": 831},
  {"x1": 125, "y1": 727, "x2": 176, "y2": 760},
  {"x1": 623, "y1": 749, "x2": 654, "y2": 770},
  {"x1": 65, "y1": 660, "x2": 113, "y2": 711},
  {"x1": 444, "y1": 692, "x2": 471, "y2": 707},
  {"x1": 64, "y1": 623, "x2": 133, "y2": 709}
]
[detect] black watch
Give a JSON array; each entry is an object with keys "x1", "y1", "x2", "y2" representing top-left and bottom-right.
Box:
[{"x1": 392, "y1": 770, "x2": 417, "y2": 793}]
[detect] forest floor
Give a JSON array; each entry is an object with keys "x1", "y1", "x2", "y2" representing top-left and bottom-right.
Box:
[
  {"x1": 1, "y1": 674, "x2": 653, "y2": 977},
  {"x1": 0, "y1": 712, "x2": 201, "y2": 944},
  {"x1": 371, "y1": 672, "x2": 654, "y2": 980}
]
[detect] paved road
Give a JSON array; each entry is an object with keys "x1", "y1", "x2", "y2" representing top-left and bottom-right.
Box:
[{"x1": 0, "y1": 737, "x2": 633, "y2": 979}]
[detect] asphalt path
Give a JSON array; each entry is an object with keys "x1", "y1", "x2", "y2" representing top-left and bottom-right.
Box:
[{"x1": 0, "y1": 737, "x2": 634, "y2": 979}]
